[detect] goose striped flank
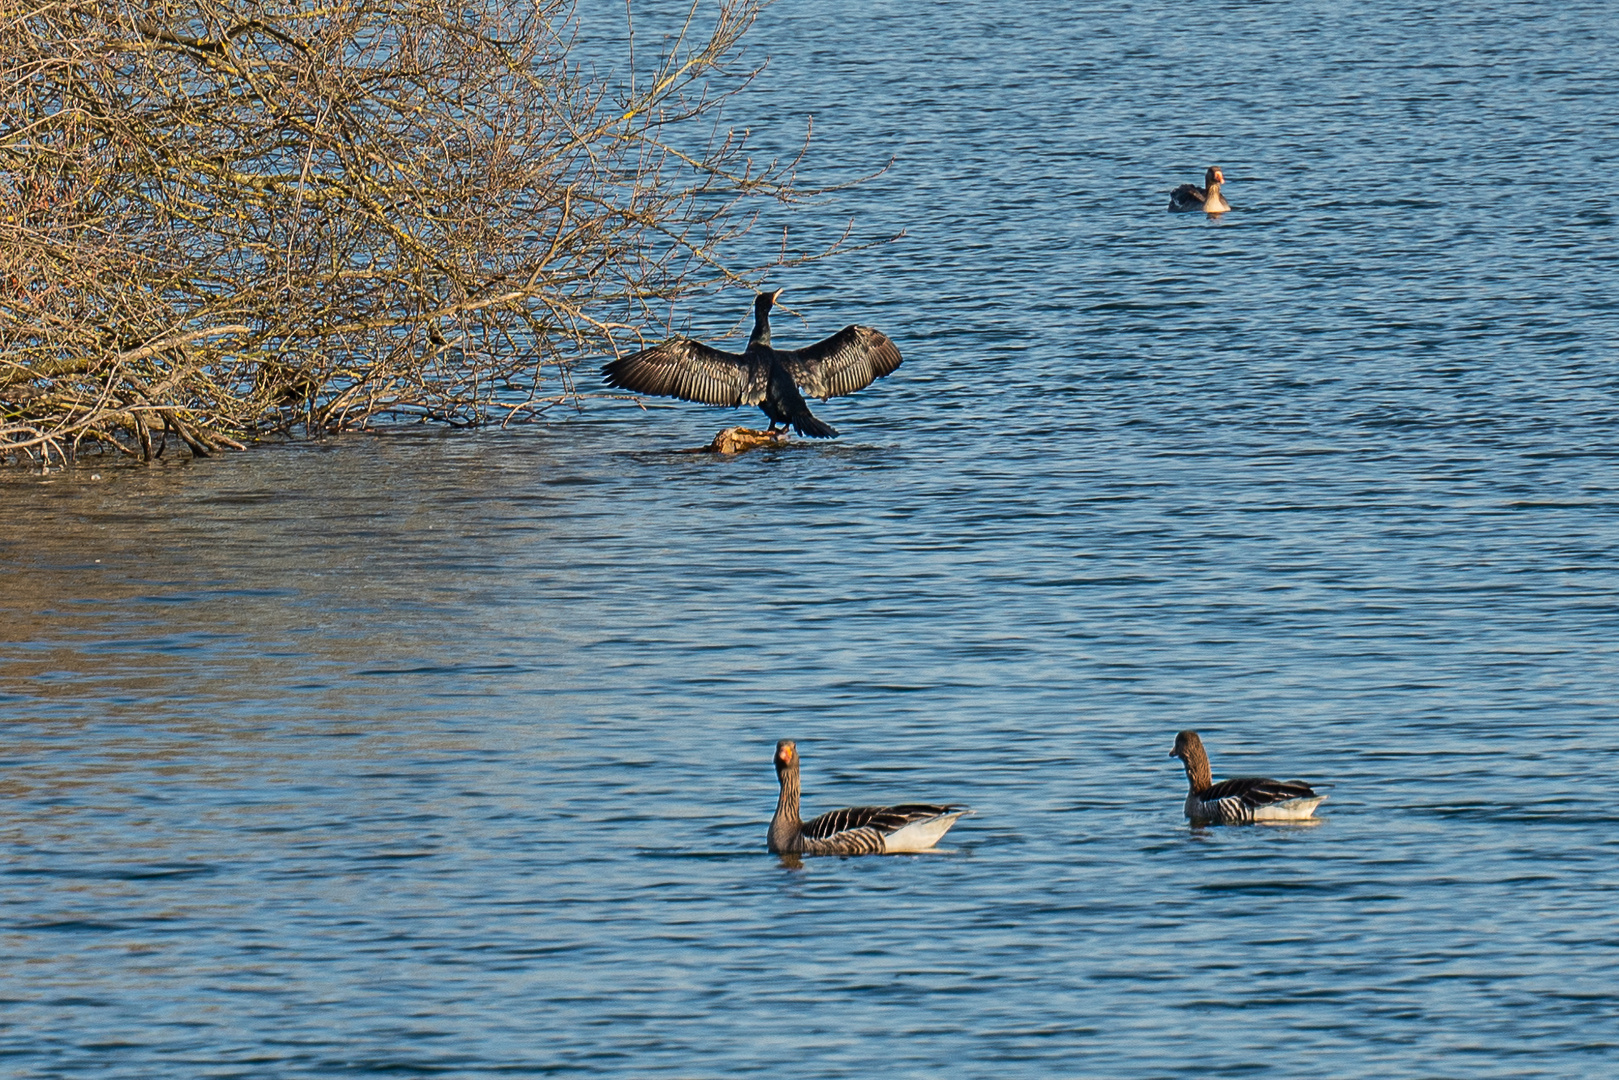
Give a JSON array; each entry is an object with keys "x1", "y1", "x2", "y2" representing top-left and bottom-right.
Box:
[
  {"x1": 768, "y1": 740, "x2": 967, "y2": 856},
  {"x1": 1169, "y1": 730, "x2": 1326, "y2": 825}
]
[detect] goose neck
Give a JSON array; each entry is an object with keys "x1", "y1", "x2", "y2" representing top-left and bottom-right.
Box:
[
  {"x1": 768, "y1": 762, "x2": 802, "y2": 853},
  {"x1": 1182, "y1": 745, "x2": 1213, "y2": 795}
]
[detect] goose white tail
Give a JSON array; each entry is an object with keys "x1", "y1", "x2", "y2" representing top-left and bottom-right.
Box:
[
  {"x1": 882, "y1": 811, "x2": 968, "y2": 853},
  {"x1": 1252, "y1": 795, "x2": 1327, "y2": 821}
]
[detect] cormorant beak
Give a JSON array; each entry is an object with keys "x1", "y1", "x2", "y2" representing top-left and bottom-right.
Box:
[{"x1": 1168, "y1": 747, "x2": 1181, "y2": 759}]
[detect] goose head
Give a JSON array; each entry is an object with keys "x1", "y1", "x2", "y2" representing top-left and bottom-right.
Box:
[
  {"x1": 1169, "y1": 730, "x2": 1203, "y2": 762},
  {"x1": 1169, "y1": 730, "x2": 1214, "y2": 792}
]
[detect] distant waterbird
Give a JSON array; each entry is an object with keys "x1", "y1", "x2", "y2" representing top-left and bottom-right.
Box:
[
  {"x1": 601, "y1": 289, "x2": 902, "y2": 438},
  {"x1": 1169, "y1": 730, "x2": 1326, "y2": 824},
  {"x1": 1168, "y1": 166, "x2": 1231, "y2": 213},
  {"x1": 768, "y1": 739, "x2": 967, "y2": 855}
]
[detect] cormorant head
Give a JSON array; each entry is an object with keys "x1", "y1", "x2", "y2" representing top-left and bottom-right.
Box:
[
  {"x1": 1205, "y1": 167, "x2": 1224, "y2": 187},
  {"x1": 756, "y1": 288, "x2": 783, "y2": 312}
]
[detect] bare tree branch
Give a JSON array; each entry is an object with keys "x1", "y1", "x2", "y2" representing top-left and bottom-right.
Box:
[{"x1": 0, "y1": 0, "x2": 870, "y2": 465}]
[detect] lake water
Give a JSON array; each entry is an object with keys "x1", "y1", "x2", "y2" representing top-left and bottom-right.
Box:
[{"x1": 5, "y1": 0, "x2": 1619, "y2": 1075}]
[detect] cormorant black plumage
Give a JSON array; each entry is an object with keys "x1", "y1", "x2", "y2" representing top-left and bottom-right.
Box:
[{"x1": 601, "y1": 290, "x2": 902, "y2": 438}]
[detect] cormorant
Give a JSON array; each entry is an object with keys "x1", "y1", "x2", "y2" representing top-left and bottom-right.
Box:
[
  {"x1": 1168, "y1": 166, "x2": 1231, "y2": 213},
  {"x1": 601, "y1": 289, "x2": 902, "y2": 438}
]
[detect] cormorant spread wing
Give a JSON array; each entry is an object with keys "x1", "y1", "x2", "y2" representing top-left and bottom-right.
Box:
[
  {"x1": 778, "y1": 325, "x2": 903, "y2": 402},
  {"x1": 601, "y1": 338, "x2": 754, "y2": 407}
]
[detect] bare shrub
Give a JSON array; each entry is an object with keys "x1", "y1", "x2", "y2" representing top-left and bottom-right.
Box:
[{"x1": 0, "y1": 0, "x2": 834, "y2": 465}]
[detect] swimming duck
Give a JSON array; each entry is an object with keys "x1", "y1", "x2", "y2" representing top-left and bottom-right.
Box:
[
  {"x1": 768, "y1": 739, "x2": 967, "y2": 855},
  {"x1": 1169, "y1": 730, "x2": 1325, "y2": 824},
  {"x1": 1168, "y1": 167, "x2": 1231, "y2": 213},
  {"x1": 601, "y1": 289, "x2": 902, "y2": 438}
]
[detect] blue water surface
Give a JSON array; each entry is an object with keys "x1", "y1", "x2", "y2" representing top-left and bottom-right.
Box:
[{"x1": 4, "y1": 1, "x2": 1619, "y2": 1076}]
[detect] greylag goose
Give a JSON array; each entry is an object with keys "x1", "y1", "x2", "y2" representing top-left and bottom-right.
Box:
[
  {"x1": 1169, "y1": 730, "x2": 1326, "y2": 824},
  {"x1": 601, "y1": 289, "x2": 902, "y2": 438},
  {"x1": 767, "y1": 739, "x2": 967, "y2": 855},
  {"x1": 1168, "y1": 167, "x2": 1231, "y2": 213}
]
